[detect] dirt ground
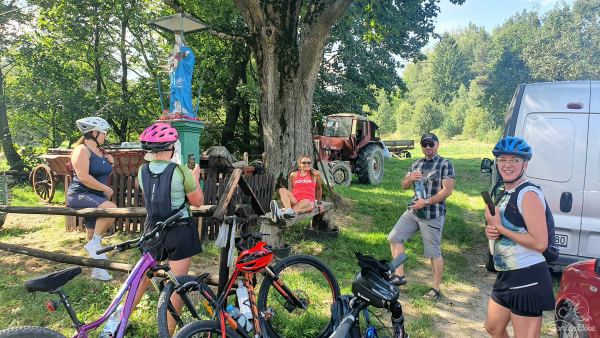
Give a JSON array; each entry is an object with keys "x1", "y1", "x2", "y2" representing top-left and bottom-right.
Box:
[{"x1": 403, "y1": 242, "x2": 558, "y2": 338}]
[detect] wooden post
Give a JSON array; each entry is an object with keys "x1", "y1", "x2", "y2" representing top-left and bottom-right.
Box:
[
  {"x1": 259, "y1": 216, "x2": 283, "y2": 248},
  {"x1": 212, "y1": 169, "x2": 242, "y2": 220}
]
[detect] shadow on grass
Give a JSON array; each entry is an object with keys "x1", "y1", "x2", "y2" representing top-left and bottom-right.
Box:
[{"x1": 0, "y1": 226, "x2": 42, "y2": 238}]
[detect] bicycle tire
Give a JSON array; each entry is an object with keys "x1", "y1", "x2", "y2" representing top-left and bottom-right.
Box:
[
  {"x1": 172, "y1": 320, "x2": 240, "y2": 338},
  {"x1": 157, "y1": 275, "x2": 214, "y2": 338},
  {"x1": 0, "y1": 326, "x2": 66, "y2": 338},
  {"x1": 257, "y1": 254, "x2": 341, "y2": 338}
]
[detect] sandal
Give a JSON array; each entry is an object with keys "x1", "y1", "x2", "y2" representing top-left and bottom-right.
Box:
[
  {"x1": 423, "y1": 287, "x2": 441, "y2": 301},
  {"x1": 389, "y1": 274, "x2": 407, "y2": 286}
]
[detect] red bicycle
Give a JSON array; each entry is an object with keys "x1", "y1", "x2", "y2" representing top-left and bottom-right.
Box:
[{"x1": 159, "y1": 214, "x2": 340, "y2": 338}]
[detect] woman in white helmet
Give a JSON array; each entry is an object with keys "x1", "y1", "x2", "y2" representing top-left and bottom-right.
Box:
[{"x1": 66, "y1": 116, "x2": 116, "y2": 281}]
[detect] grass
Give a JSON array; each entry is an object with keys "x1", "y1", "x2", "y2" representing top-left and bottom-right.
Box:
[{"x1": 0, "y1": 139, "x2": 555, "y2": 337}]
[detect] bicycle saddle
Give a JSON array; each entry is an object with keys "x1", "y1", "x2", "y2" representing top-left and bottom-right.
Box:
[{"x1": 25, "y1": 267, "x2": 82, "y2": 293}]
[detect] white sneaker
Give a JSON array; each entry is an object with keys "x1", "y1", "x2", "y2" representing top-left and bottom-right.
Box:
[
  {"x1": 270, "y1": 200, "x2": 280, "y2": 223},
  {"x1": 282, "y1": 208, "x2": 296, "y2": 220},
  {"x1": 91, "y1": 268, "x2": 113, "y2": 281},
  {"x1": 84, "y1": 240, "x2": 107, "y2": 259}
]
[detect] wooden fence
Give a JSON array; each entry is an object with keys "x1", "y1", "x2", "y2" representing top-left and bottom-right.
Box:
[{"x1": 65, "y1": 172, "x2": 275, "y2": 240}]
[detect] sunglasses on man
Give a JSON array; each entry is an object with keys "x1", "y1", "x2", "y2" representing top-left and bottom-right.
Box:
[{"x1": 421, "y1": 142, "x2": 435, "y2": 148}]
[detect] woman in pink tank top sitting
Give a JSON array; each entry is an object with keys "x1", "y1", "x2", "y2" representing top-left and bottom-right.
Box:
[{"x1": 270, "y1": 154, "x2": 323, "y2": 222}]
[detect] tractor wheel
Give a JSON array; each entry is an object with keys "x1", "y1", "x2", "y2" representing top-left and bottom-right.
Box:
[
  {"x1": 330, "y1": 162, "x2": 352, "y2": 186},
  {"x1": 357, "y1": 145, "x2": 384, "y2": 185}
]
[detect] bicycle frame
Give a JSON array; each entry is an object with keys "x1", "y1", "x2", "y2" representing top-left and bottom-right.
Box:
[
  {"x1": 193, "y1": 263, "x2": 305, "y2": 338},
  {"x1": 72, "y1": 251, "x2": 167, "y2": 338}
]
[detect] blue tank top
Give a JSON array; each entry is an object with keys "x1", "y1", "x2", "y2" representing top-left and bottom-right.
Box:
[{"x1": 67, "y1": 145, "x2": 113, "y2": 196}]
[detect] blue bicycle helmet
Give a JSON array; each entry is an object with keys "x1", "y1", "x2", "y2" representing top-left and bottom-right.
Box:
[{"x1": 492, "y1": 136, "x2": 532, "y2": 161}]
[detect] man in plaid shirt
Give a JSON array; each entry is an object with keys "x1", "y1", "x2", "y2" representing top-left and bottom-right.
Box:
[{"x1": 388, "y1": 133, "x2": 456, "y2": 301}]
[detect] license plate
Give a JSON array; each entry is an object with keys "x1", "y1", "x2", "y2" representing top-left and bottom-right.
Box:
[{"x1": 555, "y1": 234, "x2": 568, "y2": 247}]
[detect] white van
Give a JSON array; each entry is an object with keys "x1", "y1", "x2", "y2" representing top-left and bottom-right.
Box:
[{"x1": 482, "y1": 80, "x2": 600, "y2": 270}]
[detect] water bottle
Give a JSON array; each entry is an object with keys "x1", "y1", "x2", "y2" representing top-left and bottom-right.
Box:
[
  {"x1": 226, "y1": 304, "x2": 250, "y2": 332},
  {"x1": 410, "y1": 179, "x2": 427, "y2": 219},
  {"x1": 99, "y1": 305, "x2": 123, "y2": 338},
  {"x1": 236, "y1": 280, "x2": 253, "y2": 331}
]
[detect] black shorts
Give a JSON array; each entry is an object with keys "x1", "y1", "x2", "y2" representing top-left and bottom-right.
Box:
[
  {"x1": 144, "y1": 219, "x2": 202, "y2": 261},
  {"x1": 491, "y1": 261, "x2": 555, "y2": 317}
]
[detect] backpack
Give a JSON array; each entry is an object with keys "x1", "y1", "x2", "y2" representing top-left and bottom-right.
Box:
[{"x1": 492, "y1": 181, "x2": 559, "y2": 262}]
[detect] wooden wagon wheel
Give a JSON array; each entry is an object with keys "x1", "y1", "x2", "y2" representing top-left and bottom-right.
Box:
[{"x1": 32, "y1": 164, "x2": 56, "y2": 202}]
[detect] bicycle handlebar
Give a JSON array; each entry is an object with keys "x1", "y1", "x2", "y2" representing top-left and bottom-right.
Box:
[{"x1": 95, "y1": 211, "x2": 185, "y2": 255}]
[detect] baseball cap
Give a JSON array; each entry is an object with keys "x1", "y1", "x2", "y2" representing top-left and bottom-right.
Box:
[{"x1": 420, "y1": 133, "x2": 439, "y2": 143}]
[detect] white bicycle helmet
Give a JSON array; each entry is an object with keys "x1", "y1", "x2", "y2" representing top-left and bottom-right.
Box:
[{"x1": 76, "y1": 117, "x2": 111, "y2": 134}]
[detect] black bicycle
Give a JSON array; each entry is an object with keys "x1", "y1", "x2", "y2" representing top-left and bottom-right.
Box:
[{"x1": 329, "y1": 252, "x2": 409, "y2": 338}]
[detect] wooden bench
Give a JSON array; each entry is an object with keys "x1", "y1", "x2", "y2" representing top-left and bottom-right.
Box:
[{"x1": 259, "y1": 201, "x2": 336, "y2": 256}]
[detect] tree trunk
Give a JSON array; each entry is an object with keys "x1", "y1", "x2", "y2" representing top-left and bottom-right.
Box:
[
  {"x1": 0, "y1": 67, "x2": 24, "y2": 171},
  {"x1": 221, "y1": 42, "x2": 250, "y2": 148},
  {"x1": 234, "y1": 0, "x2": 352, "y2": 179},
  {"x1": 116, "y1": 1, "x2": 130, "y2": 143},
  {"x1": 93, "y1": 4, "x2": 102, "y2": 112}
]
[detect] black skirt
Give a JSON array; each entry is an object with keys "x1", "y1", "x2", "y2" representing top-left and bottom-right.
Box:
[
  {"x1": 491, "y1": 261, "x2": 555, "y2": 317},
  {"x1": 144, "y1": 218, "x2": 203, "y2": 262}
]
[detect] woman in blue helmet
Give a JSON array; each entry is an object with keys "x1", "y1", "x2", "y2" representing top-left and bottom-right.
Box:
[{"x1": 483, "y1": 136, "x2": 555, "y2": 338}]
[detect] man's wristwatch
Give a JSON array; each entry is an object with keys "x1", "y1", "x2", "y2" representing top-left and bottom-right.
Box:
[{"x1": 425, "y1": 199, "x2": 430, "y2": 206}]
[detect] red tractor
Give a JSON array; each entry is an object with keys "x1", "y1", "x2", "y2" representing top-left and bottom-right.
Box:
[{"x1": 314, "y1": 113, "x2": 385, "y2": 186}]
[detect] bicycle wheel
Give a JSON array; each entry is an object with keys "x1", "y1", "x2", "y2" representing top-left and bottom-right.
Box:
[
  {"x1": 0, "y1": 326, "x2": 66, "y2": 338},
  {"x1": 257, "y1": 254, "x2": 341, "y2": 338},
  {"x1": 173, "y1": 320, "x2": 240, "y2": 338},
  {"x1": 157, "y1": 275, "x2": 215, "y2": 338}
]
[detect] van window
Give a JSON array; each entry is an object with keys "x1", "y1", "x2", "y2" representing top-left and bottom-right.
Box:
[{"x1": 523, "y1": 116, "x2": 574, "y2": 183}]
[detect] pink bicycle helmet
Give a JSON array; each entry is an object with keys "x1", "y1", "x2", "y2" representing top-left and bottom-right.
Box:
[{"x1": 140, "y1": 122, "x2": 178, "y2": 152}]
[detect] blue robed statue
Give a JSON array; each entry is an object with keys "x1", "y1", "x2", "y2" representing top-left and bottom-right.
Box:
[{"x1": 169, "y1": 33, "x2": 195, "y2": 118}]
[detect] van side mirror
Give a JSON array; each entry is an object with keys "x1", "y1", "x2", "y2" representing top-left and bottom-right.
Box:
[
  {"x1": 595, "y1": 258, "x2": 600, "y2": 276},
  {"x1": 481, "y1": 158, "x2": 493, "y2": 174}
]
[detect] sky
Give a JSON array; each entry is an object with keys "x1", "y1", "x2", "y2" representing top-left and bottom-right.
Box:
[{"x1": 433, "y1": 0, "x2": 574, "y2": 35}]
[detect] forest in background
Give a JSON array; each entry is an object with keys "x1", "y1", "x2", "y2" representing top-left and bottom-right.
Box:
[{"x1": 369, "y1": 0, "x2": 600, "y2": 141}]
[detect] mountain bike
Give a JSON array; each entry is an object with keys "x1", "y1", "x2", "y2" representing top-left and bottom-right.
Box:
[
  {"x1": 160, "y1": 214, "x2": 341, "y2": 338},
  {"x1": 328, "y1": 252, "x2": 409, "y2": 338},
  {"x1": 0, "y1": 211, "x2": 193, "y2": 338}
]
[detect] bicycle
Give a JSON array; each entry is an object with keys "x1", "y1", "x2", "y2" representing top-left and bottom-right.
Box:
[
  {"x1": 328, "y1": 252, "x2": 409, "y2": 338},
  {"x1": 0, "y1": 211, "x2": 195, "y2": 338},
  {"x1": 159, "y1": 214, "x2": 341, "y2": 338}
]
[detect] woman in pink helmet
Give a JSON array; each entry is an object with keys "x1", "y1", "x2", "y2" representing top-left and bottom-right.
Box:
[{"x1": 131, "y1": 122, "x2": 204, "y2": 335}]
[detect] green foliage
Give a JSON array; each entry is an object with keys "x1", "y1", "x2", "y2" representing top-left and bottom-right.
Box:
[
  {"x1": 315, "y1": 0, "x2": 465, "y2": 116},
  {"x1": 441, "y1": 84, "x2": 469, "y2": 137},
  {"x1": 429, "y1": 34, "x2": 470, "y2": 105},
  {"x1": 410, "y1": 98, "x2": 443, "y2": 135},
  {"x1": 394, "y1": 96, "x2": 413, "y2": 136},
  {"x1": 523, "y1": 0, "x2": 600, "y2": 81},
  {"x1": 374, "y1": 0, "x2": 598, "y2": 141},
  {"x1": 371, "y1": 88, "x2": 396, "y2": 134}
]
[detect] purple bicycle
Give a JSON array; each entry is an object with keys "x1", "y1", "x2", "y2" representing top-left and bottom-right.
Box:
[{"x1": 0, "y1": 211, "x2": 190, "y2": 338}]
